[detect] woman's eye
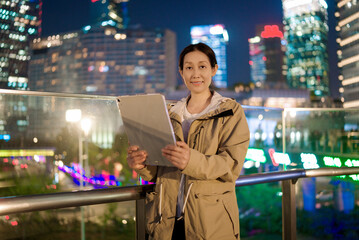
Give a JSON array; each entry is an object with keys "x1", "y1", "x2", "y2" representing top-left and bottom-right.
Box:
[{"x1": 186, "y1": 67, "x2": 192, "y2": 70}]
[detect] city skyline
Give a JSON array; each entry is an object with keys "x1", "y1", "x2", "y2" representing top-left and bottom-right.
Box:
[{"x1": 41, "y1": 0, "x2": 339, "y2": 96}]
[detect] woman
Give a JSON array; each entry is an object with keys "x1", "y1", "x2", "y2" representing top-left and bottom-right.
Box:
[{"x1": 127, "y1": 42, "x2": 250, "y2": 240}]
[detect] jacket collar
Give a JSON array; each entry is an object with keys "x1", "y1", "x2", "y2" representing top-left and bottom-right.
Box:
[{"x1": 168, "y1": 91, "x2": 235, "y2": 122}]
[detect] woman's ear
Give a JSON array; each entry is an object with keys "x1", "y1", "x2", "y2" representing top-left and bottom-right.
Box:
[
  {"x1": 211, "y1": 64, "x2": 218, "y2": 77},
  {"x1": 179, "y1": 67, "x2": 184, "y2": 79}
]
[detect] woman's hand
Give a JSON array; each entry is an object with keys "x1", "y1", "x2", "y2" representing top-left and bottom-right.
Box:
[
  {"x1": 162, "y1": 141, "x2": 190, "y2": 170},
  {"x1": 127, "y1": 145, "x2": 147, "y2": 170}
]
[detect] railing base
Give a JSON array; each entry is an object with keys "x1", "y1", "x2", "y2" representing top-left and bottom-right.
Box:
[{"x1": 282, "y1": 179, "x2": 297, "y2": 240}]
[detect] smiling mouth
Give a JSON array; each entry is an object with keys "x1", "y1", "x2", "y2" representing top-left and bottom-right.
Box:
[{"x1": 191, "y1": 81, "x2": 203, "y2": 85}]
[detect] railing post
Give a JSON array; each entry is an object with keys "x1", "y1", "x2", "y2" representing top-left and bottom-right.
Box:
[
  {"x1": 282, "y1": 179, "x2": 297, "y2": 240},
  {"x1": 136, "y1": 198, "x2": 146, "y2": 240}
]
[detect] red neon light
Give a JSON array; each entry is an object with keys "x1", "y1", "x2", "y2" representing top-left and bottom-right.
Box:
[
  {"x1": 261, "y1": 25, "x2": 283, "y2": 39},
  {"x1": 91, "y1": 0, "x2": 100, "y2": 2},
  {"x1": 262, "y1": 56, "x2": 267, "y2": 61},
  {"x1": 268, "y1": 148, "x2": 279, "y2": 166},
  {"x1": 249, "y1": 60, "x2": 253, "y2": 65}
]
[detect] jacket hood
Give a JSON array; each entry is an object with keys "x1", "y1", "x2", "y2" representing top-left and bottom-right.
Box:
[{"x1": 169, "y1": 91, "x2": 234, "y2": 121}]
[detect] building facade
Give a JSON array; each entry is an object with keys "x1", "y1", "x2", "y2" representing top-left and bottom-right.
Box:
[
  {"x1": 90, "y1": 0, "x2": 130, "y2": 29},
  {"x1": 191, "y1": 24, "x2": 229, "y2": 88},
  {"x1": 0, "y1": 0, "x2": 41, "y2": 89},
  {"x1": 282, "y1": 0, "x2": 330, "y2": 97},
  {"x1": 29, "y1": 25, "x2": 177, "y2": 96},
  {"x1": 336, "y1": 0, "x2": 359, "y2": 108},
  {"x1": 249, "y1": 25, "x2": 287, "y2": 89},
  {"x1": 0, "y1": 0, "x2": 41, "y2": 145}
]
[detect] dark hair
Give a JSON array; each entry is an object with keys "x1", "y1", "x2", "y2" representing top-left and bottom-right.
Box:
[{"x1": 178, "y1": 43, "x2": 217, "y2": 70}]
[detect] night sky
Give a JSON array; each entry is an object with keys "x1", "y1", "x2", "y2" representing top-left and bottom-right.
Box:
[{"x1": 41, "y1": 0, "x2": 339, "y2": 97}]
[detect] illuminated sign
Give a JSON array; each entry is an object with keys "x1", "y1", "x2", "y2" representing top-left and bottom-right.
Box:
[
  {"x1": 269, "y1": 148, "x2": 291, "y2": 166},
  {"x1": 245, "y1": 148, "x2": 266, "y2": 163},
  {"x1": 261, "y1": 25, "x2": 283, "y2": 39},
  {"x1": 323, "y1": 156, "x2": 342, "y2": 167},
  {"x1": 344, "y1": 159, "x2": 359, "y2": 167},
  {"x1": 0, "y1": 134, "x2": 10, "y2": 141},
  {"x1": 0, "y1": 149, "x2": 54, "y2": 157},
  {"x1": 300, "y1": 153, "x2": 319, "y2": 169}
]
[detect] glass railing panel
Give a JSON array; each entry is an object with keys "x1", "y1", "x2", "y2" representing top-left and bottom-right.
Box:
[
  {"x1": 0, "y1": 91, "x2": 139, "y2": 198},
  {"x1": 0, "y1": 202, "x2": 136, "y2": 240},
  {"x1": 283, "y1": 108, "x2": 359, "y2": 170},
  {"x1": 239, "y1": 106, "x2": 284, "y2": 239},
  {"x1": 242, "y1": 106, "x2": 284, "y2": 173},
  {"x1": 283, "y1": 108, "x2": 359, "y2": 240}
]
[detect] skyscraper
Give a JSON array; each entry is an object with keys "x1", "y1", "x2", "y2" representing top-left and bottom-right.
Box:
[
  {"x1": 191, "y1": 24, "x2": 229, "y2": 88},
  {"x1": 29, "y1": 25, "x2": 177, "y2": 96},
  {"x1": 90, "y1": 0, "x2": 129, "y2": 29},
  {"x1": 249, "y1": 25, "x2": 287, "y2": 89},
  {"x1": 0, "y1": 0, "x2": 41, "y2": 144},
  {"x1": 336, "y1": 0, "x2": 359, "y2": 108},
  {"x1": 282, "y1": 0, "x2": 330, "y2": 97},
  {"x1": 0, "y1": 0, "x2": 41, "y2": 89}
]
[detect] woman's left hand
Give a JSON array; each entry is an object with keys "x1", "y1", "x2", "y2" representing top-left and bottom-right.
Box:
[{"x1": 162, "y1": 141, "x2": 190, "y2": 170}]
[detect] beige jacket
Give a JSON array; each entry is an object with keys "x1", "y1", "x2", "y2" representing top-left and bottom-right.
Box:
[{"x1": 136, "y1": 93, "x2": 250, "y2": 240}]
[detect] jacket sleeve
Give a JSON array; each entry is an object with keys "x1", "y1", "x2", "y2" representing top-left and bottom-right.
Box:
[
  {"x1": 181, "y1": 103, "x2": 250, "y2": 182},
  {"x1": 135, "y1": 165, "x2": 158, "y2": 182}
]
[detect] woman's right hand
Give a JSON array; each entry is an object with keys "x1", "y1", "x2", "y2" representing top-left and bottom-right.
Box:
[{"x1": 127, "y1": 145, "x2": 147, "y2": 170}]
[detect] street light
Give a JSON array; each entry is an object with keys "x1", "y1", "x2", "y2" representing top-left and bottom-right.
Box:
[
  {"x1": 66, "y1": 109, "x2": 82, "y2": 123},
  {"x1": 65, "y1": 109, "x2": 90, "y2": 240},
  {"x1": 65, "y1": 109, "x2": 84, "y2": 187}
]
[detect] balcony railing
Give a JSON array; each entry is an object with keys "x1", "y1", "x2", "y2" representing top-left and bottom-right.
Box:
[
  {"x1": 1, "y1": 167, "x2": 359, "y2": 240},
  {"x1": 0, "y1": 89, "x2": 358, "y2": 239}
]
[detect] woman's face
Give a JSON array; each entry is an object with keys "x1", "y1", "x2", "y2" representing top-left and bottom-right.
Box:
[{"x1": 179, "y1": 51, "x2": 218, "y2": 95}]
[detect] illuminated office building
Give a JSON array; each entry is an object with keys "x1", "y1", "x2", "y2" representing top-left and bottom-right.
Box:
[
  {"x1": 29, "y1": 25, "x2": 177, "y2": 95},
  {"x1": 249, "y1": 25, "x2": 287, "y2": 89},
  {"x1": 0, "y1": 0, "x2": 41, "y2": 89},
  {"x1": 336, "y1": 0, "x2": 359, "y2": 108},
  {"x1": 0, "y1": 0, "x2": 41, "y2": 143},
  {"x1": 90, "y1": 0, "x2": 129, "y2": 29},
  {"x1": 191, "y1": 24, "x2": 229, "y2": 88},
  {"x1": 282, "y1": 0, "x2": 330, "y2": 97}
]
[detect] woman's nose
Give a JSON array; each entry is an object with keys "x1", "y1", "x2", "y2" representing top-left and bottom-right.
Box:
[{"x1": 193, "y1": 68, "x2": 200, "y2": 77}]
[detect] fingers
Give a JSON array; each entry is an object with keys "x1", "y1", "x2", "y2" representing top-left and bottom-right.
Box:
[
  {"x1": 162, "y1": 141, "x2": 188, "y2": 151},
  {"x1": 127, "y1": 145, "x2": 139, "y2": 153},
  {"x1": 176, "y1": 141, "x2": 189, "y2": 149},
  {"x1": 161, "y1": 141, "x2": 190, "y2": 170},
  {"x1": 162, "y1": 148, "x2": 184, "y2": 159},
  {"x1": 127, "y1": 145, "x2": 147, "y2": 170}
]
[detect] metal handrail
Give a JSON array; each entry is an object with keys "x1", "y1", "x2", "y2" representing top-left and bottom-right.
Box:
[
  {"x1": 0, "y1": 167, "x2": 358, "y2": 216},
  {"x1": 0, "y1": 89, "x2": 116, "y2": 100},
  {"x1": 1, "y1": 167, "x2": 359, "y2": 240},
  {"x1": 0, "y1": 184, "x2": 154, "y2": 216},
  {"x1": 235, "y1": 167, "x2": 359, "y2": 186}
]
